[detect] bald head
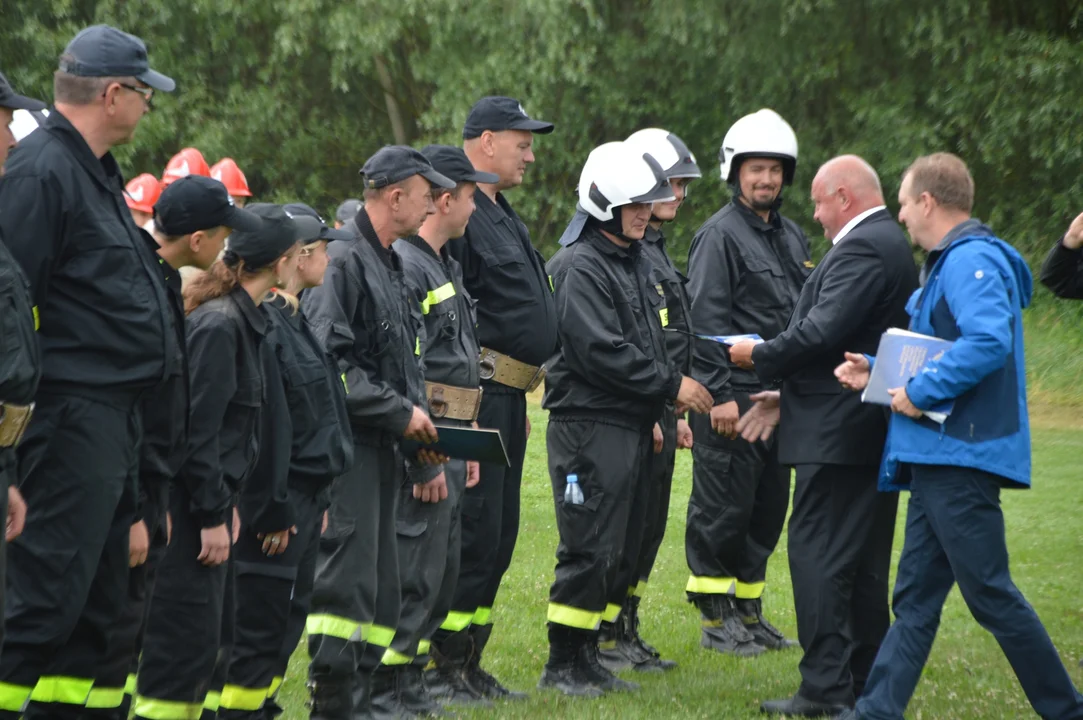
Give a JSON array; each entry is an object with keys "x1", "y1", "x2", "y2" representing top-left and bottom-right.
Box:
[{"x1": 810, "y1": 155, "x2": 886, "y2": 241}]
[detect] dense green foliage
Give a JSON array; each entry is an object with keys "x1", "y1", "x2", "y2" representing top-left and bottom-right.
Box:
[{"x1": 4, "y1": 0, "x2": 1083, "y2": 267}]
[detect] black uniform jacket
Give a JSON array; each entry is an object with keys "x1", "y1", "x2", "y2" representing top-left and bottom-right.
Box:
[
  {"x1": 302, "y1": 208, "x2": 427, "y2": 448},
  {"x1": 1039, "y1": 237, "x2": 1083, "y2": 299},
  {"x1": 0, "y1": 110, "x2": 176, "y2": 391},
  {"x1": 640, "y1": 225, "x2": 693, "y2": 376},
  {"x1": 180, "y1": 286, "x2": 266, "y2": 528},
  {"x1": 542, "y1": 225, "x2": 681, "y2": 427},
  {"x1": 686, "y1": 199, "x2": 810, "y2": 403},
  {"x1": 445, "y1": 187, "x2": 557, "y2": 369},
  {"x1": 0, "y1": 226, "x2": 39, "y2": 406},
  {"x1": 751, "y1": 209, "x2": 919, "y2": 467}
]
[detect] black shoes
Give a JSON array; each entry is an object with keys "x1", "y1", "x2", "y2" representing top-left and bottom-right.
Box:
[
  {"x1": 462, "y1": 624, "x2": 528, "y2": 701},
  {"x1": 760, "y1": 693, "x2": 851, "y2": 717},
  {"x1": 539, "y1": 623, "x2": 639, "y2": 698},
  {"x1": 427, "y1": 631, "x2": 492, "y2": 708},
  {"x1": 737, "y1": 598, "x2": 799, "y2": 651},
  {"x1": 696, "y1": 595, "x2": 767, "y2": 657}
]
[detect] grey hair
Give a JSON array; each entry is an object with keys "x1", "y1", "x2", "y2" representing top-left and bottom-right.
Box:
[{"x1": 53, "y1": 56, "x2": 133, "y2": 105}]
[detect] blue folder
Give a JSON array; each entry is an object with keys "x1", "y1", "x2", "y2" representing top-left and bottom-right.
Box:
[{"x1": 863, "y1": 329, "x2": 955, "y2": 423}]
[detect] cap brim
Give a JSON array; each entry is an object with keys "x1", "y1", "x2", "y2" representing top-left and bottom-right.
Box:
[
  {"x1": 222, "y1": 206, "x2": 264, "y2": 233},
  {"x1": 290, "y1": 215, "x2": 324, "y2": 242},
  {"x1": 0, "y1": 92, "x2": 47, "y2": 112},
  {"x1": 137, "y1": 68, "x2": 175, "y2": 93},
  {"x1": 420, "y1": 168, "x2": 456, "y2": 190},
  {"x1": 321, "y1": 226, "x2": 354, "y2": 242},
  {"x1": 465, "y1": 170, "x2": 500, "y2": 184},
  {"x1": 509, "y1": 118, "x2": 555, "y2": 134}
]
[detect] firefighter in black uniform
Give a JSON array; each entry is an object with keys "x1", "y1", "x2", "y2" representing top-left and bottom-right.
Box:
[
  {"x1": 0, "y1": 71, "x2": 43, "y2": 653},
  {"x1": 384, "y1": 145, "x2": 496, "y2": 714},
  {"x1": 134, "y1": 206, "x2": 314, "y2": 720},
  {"x1": 220, "y1": 203, "x2": 353, "y2": 720},
  {"x1": 301, "y1": 146, "x2": 452, "y2": 719},
  {"x1": 540, "y1": 142, "x2": 713, "y2": 698},
  {"x1": 87, "y1": 176, "x2": 262, "y2": 718},
  {"x1": 0, "y1": 27, "x2": 178, "y2": 719},
  {"x1": 684, "y1": 108, "x2": 808, "y2": 657},
  {"x1": 436, "y1": 96, "x2": 557, "y2": 700}
]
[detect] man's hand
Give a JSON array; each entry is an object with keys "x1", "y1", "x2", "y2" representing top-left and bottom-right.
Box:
[
  {"x1": 322, "y1": 511, "x2": 329, "y2": 535},
  {"x1": 166, "y1": 511, "x2": 173, "y2": 545},
  {"x1": 736, "y1": 391, "x2": 781, "y2": 443},
  {"x1": 729, "y1": 340, "x2": 757, "y2": 370},
  {"x1": 129, "y1": 520, "x2": 150, "y2": 568},
  {"x1": 6, "y1": 486, "x2": 26, "y2": 542},
  {"x1": 198, "y1": 524, "x2": 231, "y2": 567},
  {"x1": 466, "y1": 461, "x2": 481, "y2": 488},
  {"x1": 232, "y1": 506, "x2": 241, "y2": 544},
  {"x1": 652, "y1": 423, "x2": 664, "y2": 454},
  {"x1": 1064, "y1": 211, "x2": 1083, "y2": 250},
  {"x1": 888, "y1": 387, "x2": 923, "y2": 419},
  {"x1": 676, "y1": 376, "x2": 713, "y2": 416},
  {"x1": 835, "y1": 352, "x2": 872, "y2": 391},
  {"x1": 404, "y1": 406, "x2": 439, "y2": 444},
  {"x1": 414, "y1": 472, "x2": 448, "y2": 504},
  {"x1": 259, "y1": 526, "x2": 297, "y2": 556},
  {"x1": 709, "y1": 401, "x2": 740, "y2": 439},
  {"x1": 416, "y1": 448, "x2": 450, "y2": 466},
  {"x1": 676, "y1": 418, "x2": 693, "y2": 449}
]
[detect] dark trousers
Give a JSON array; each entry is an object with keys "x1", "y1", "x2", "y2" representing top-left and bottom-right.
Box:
[
  {"x1": 685, "y1": 398, "x2": 790, "y2": 600},
  {"x1": 0, "y1": 391, "x2": 141, "y2": 720},
  {"x1": 86, "y1": 480, "x2": 170, "y2": 719},
  {"x1": 0, "y1": 451, "x2": 11, "y2": 655},
  {"x1": 789, "y1": 463, "x2": 897, "y2": 705},
  {"x1": 390, "y1": 459, "x2": 466, "y2": 664},
  {"x1": 220, "y1": 486, "x2": 325, "y2": 719},
  {"x1": 444, "y1": 386, "x2": 527, "y2": 633},
  {"x1": 135, "y1": 486, "x2": 236, "y2": 720},
  {"x1": 856, "y1": 464, "x2": 1083, "y2": 720},
  {"x1": 308, "y1": 444, "x2": 402, "y2": 686},
  {"x1": 609, "y1": 426, "x2": 654, "y2": 616},
  {"x1": 546, "y1": 418, "x2": 651, "y2": 630},
  {"x1": 633, "y1": 406, "x2": 677, "y2": 594}
]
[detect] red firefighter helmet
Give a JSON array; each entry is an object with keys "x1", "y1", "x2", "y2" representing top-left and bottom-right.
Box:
[
  {"x1": 209, "y1": 158, "x2": 252, "y2": 197},
  {"x1": 161, "y1": 147, "x2": 211, "y2": 187},
  {"x1": 125, "y1": 173, "x2": 161, "y2": 213}
]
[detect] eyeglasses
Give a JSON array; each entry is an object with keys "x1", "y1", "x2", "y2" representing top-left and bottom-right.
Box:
[{"x1": 119, "y1": 83, "x2": 154, "y2": 107}]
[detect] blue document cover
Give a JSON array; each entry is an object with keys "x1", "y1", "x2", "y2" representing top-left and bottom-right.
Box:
[
  {"x1": 862, "y1": 329, "x2": 955, "y2": 423},
  {"x1": 665, "y1": 329, "x2": 763, "y2": 346},
  {"x1": 401, "y1": 424, "x2": 510, "y2": 466}
]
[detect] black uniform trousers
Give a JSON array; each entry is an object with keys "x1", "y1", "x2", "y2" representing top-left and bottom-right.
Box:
[
  {"x1": 634, "y1": 406, "x2": 677, "y2": 594},
  {"x1": 685, "y1": 392, "x2": 790, "y2": 601},
  {"x1": 788, "y1": 463, "x2": 898, "y2": 706},
  {"x1": 0, "y1": 390, "x2": 141, "y2": 720},
  {"x1": 85, "y1": 480, "x2": 170, "y2": 719},
  {"x1": 308, "y1": 443, "x2": 402, "y2": 686},
  {"x1": 135, "y1": 485, "x2": 237, "y2": 720},
  {"x1": 390, "y1": 458, "x2": 466, "y2": 664},
  {"x1": 220, "y1": 486, "x2": 324, "y2": 718},
  {"x1": 444, "y1": 386, "x2": 527, "y2": 633},
  {"x1": 0, "y1": 452, "x2": 11, "y2": 655},
  {"x1": 546, "y1": 417, "x2": 652, "y2": 631}
]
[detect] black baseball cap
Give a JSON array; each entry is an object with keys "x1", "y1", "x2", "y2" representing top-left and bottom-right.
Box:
[
  {"x1": 59, "y1": 25, "x2": 175, "y2": 92},
  {"x1": 462, "y1": 96, "x2": 554, "y2": 139},
  {"x1": 0, "y1": 71, "x2": 46, "y2": 111},
  {"x1": 226, "y1": 204, "x2": 322, "y2": 269},
  {"x1": 420, "y1": 145, "x2": 499, "y2": 185},
  {"x1": 153, "y1": 175, "x2": 262, "y2": 236},
  {"x1": 360, "y1": 145, "x2": 455, "y2": 191},
  {"x1": 334, "y1": 198, "x2": 363, "y2": 224},
  {"x1": 283, "y1": 202, "x2": 353, "y2": 241}
]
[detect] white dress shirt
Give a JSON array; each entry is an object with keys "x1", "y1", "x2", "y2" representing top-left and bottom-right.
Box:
[{"x1": 832, "y1": 205, "x2": 887, "y2": 245}]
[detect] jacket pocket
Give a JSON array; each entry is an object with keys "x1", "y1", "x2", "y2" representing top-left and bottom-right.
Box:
[
  {"x1": 477, "y1": 242, "x2": 524, "y2": 268},
  {"x1": 0, "y1": 262, "x2": 39, "y2": 403}
]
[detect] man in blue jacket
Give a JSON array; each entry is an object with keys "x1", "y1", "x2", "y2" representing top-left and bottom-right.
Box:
[{"x1": 834, "y1": 153, "x2": 1083, "y2": 720}]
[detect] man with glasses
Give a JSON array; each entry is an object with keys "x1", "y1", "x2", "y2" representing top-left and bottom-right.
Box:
[{"x1": 0, "y1": 25, "x2": 176, "y2": 720}]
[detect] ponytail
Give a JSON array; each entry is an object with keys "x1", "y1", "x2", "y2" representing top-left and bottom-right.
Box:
[
  {"x1": 269, "y1": 288, "x2": 300, "y2": 315},
  {"x1": 183, "y1": 250, "x2": 245, "y2": 315}
]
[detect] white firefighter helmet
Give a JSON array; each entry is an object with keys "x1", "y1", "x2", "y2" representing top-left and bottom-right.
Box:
[
  {"x1": 9, "y1": 108, "x2": 49, "y2": 143},
  {"x1": 578, "y1": 141, "x2": 676, "y2": 222},
  {"x1": 625, "y1": 128, "x2": 702, "y2": 179},
  {"x1": 718, "y1": 108, "x2": 798, "y2": 185}
]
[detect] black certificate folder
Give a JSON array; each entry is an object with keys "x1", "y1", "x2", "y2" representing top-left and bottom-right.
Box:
[{"x1": 402, "y1": 425, "x2": 510, "y2": 466}]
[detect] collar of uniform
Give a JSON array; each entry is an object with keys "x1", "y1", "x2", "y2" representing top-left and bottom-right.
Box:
[
  {"x1": 45, "y1": 109, "x2": 125, "y2": 192},
  {"x1": 832, "y1": 205, "x2": 887, "y2": 245},
  {"x1": 642, "y1": 225, "x2": 665, "y2": 245},
  {"x1": 354, "y1": 207, "x2": 398, "y2": 271},
  {"x1": 584, "y1": 225, "x2": 640, "y2": 261},
  {"x1": 229, "y1": 285, "x2": 268, "y2": 336},
  {"x1": 730, "y1": 197, "x2": 781, "y2": 233},
  {"x1": 404, "y1": 234, "x2": 443, "y2": 263},
  {"x1": 473, "y1": 185, "x2": 519, "y2": 227}
]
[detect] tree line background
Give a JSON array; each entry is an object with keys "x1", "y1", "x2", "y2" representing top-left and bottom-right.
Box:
[{"x1": 4, "y1": 0, "x2": 1083, "y2": 271}]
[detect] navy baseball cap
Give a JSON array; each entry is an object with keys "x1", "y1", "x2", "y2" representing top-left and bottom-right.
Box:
[
  {"x1": 283, "y1": 202, "x2": 353, "y2": 241},
  {"x1": 360, "y1": 146, "x2": 454, "y2": 191},
  {"x1": 420, "y1": 145, "x2": 499, "y2": 185},
  {"x1": 226, "y1": 204, "x2": 322, "y2": 269},
  {"x1": 334, "y1": 198, "x2": 363, "y2": 224},
  {"x1": 154, "y1": 175, "x2": 262, "y2": 236},
  {"x1": 59, "y1": 25, "x2": 175, "y2": 92},
  {"x1": 462, "y1": 96, "x2": 554, "y2": 139},
  {"x1": 0, "y1": 71, "x2": 46, "y2": 111}
]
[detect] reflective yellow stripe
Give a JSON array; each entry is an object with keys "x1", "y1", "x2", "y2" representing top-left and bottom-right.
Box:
[
  {"x1": 659, "y1": 307, "x2": 669, "y2": 327},
  {"x1": 203, "y1": 691, "x2": 221, "y2": 712},
  {"x1": 414, "y1": 336, "x2": 420, "y2": 356},
  {"x1": 0, "y1": 682, "x2": 32, "y2": 712},
  {"x1": 439, "y1": 611, "x2": 473, "y2": 632},
  {"x1": 340, "y1": 372, "x2": 349, "y2": 394},
  {"x1": 735, "y1": 580, "x2": 766, "y2": 599},
  {"x1": 220, "y1": 684, "x2": 268, "y2": 712},
  {"x1": 602, "y1": 602, "x2": 622, "y2": 623},
  {"x1": 420, "y1": 282, "x2": 456, "y2": 315},
  {"x1": 628, "y1": 579, "x2": 647, "y2": 598},
  {"x1": 367, "y1": 624, "x2": 395, "y2": 648},
  {"x1": 686, "y1": 575, "x2": 737, "y2": 595},
  {"x1": 417, "y1": 639, "x2": 431, "y2": 656},
  {"x1": 125, "y1": 673, "x2": 137, "y2": 695},
  {"x1": 305, "y1": 613, "x2": 365, "y2": 642},
  {"x1": 380, "y1": 648, "x2": 412, "y2": 666},
  {"x1": 472, "y1": 606, "x2": 492, "y2": 626},
  {"x1": 85, "y1": 686, "x2": 126, "y2": 709},
  {"x1": 32, "y1": 306, "x2": 40, "y2": 331},
  {"x1": 548, "y1": 274, "x2": 555, "y2": 292},
  {"x1": 132, "y1": 696, "x2": 205, "y2": 720},
  {"x1": 30, "y1": 676, "x2": 93, "y2": 705},
  {"x1": 268, "y1": 676, "x2": 283, "y2": 697},
  {"x1": 547, "y1": 603, "x2": 601, "y2": 630}
]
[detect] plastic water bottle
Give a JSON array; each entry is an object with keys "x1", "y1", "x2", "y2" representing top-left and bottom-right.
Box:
[{"x1": 564, "y1": 473, "x2": 584, "y2": 505}]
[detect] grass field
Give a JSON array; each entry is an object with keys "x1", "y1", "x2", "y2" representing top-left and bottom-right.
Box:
[{"x1": 276, "y1": 309, "x2": 1083, "y2": 719}]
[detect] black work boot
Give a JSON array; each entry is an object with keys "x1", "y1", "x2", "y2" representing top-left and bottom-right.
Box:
[
  {"x1": 305, "y1": 674, "x2": 353, "y2": 720},
  {"x1": 596, "y1": 618, "x2": 636, "y2": 673},
  {"x1": 736, "y1": 598, "x2": 798, "y2": 651},
  {"x1": 537, "y1": 623, "x2": 604, "y2": 698},
  {"x1": 368, "y1": 668, "x2": 410, "y2": 720},
  {"x1": 398, "y1": 665, "x2": 450, "y2": 717},
  {"x1": 463, "y1": 624, "x2": 528, "y2": 700},
  {"x1": 625, "y1": 596, "x2": 677, "y2": 672},
  {"x1": 579, "y1": 636, "x2": 640, "y2": 693},
  {"x1": 694, "y1": 594, "x2": 766, "y2": 657},
  {"x1": 427, "y1": 631, "x2": 492, "y2": 708}
]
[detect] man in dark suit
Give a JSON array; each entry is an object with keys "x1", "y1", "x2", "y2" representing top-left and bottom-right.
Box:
[
  {"x1": 1040, "y1": 211, "x2": 1083, "y2": 299},
  {"x1": 728, "y1": 155, "x2": 919, "y2": 717}
]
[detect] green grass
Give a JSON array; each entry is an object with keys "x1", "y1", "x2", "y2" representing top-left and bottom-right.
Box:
[{"x1": 276, "y1": 389, "x2": 1083, "y2": 719}]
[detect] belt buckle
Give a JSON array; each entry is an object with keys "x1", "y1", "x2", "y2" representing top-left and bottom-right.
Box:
[
  {"x1": 428, "y1": 386, "x2": 449, "y2": 419},
  {"x1": 0, "y1": 402, "x2": 35, "y2": 448},
  {"x1": 478, "y1": 350, "x2": 497, "y2": 381}
]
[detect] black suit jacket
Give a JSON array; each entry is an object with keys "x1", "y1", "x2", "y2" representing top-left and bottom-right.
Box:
[{"x1": 751, "y1": 209, "x2": 919, "y2": 466}]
